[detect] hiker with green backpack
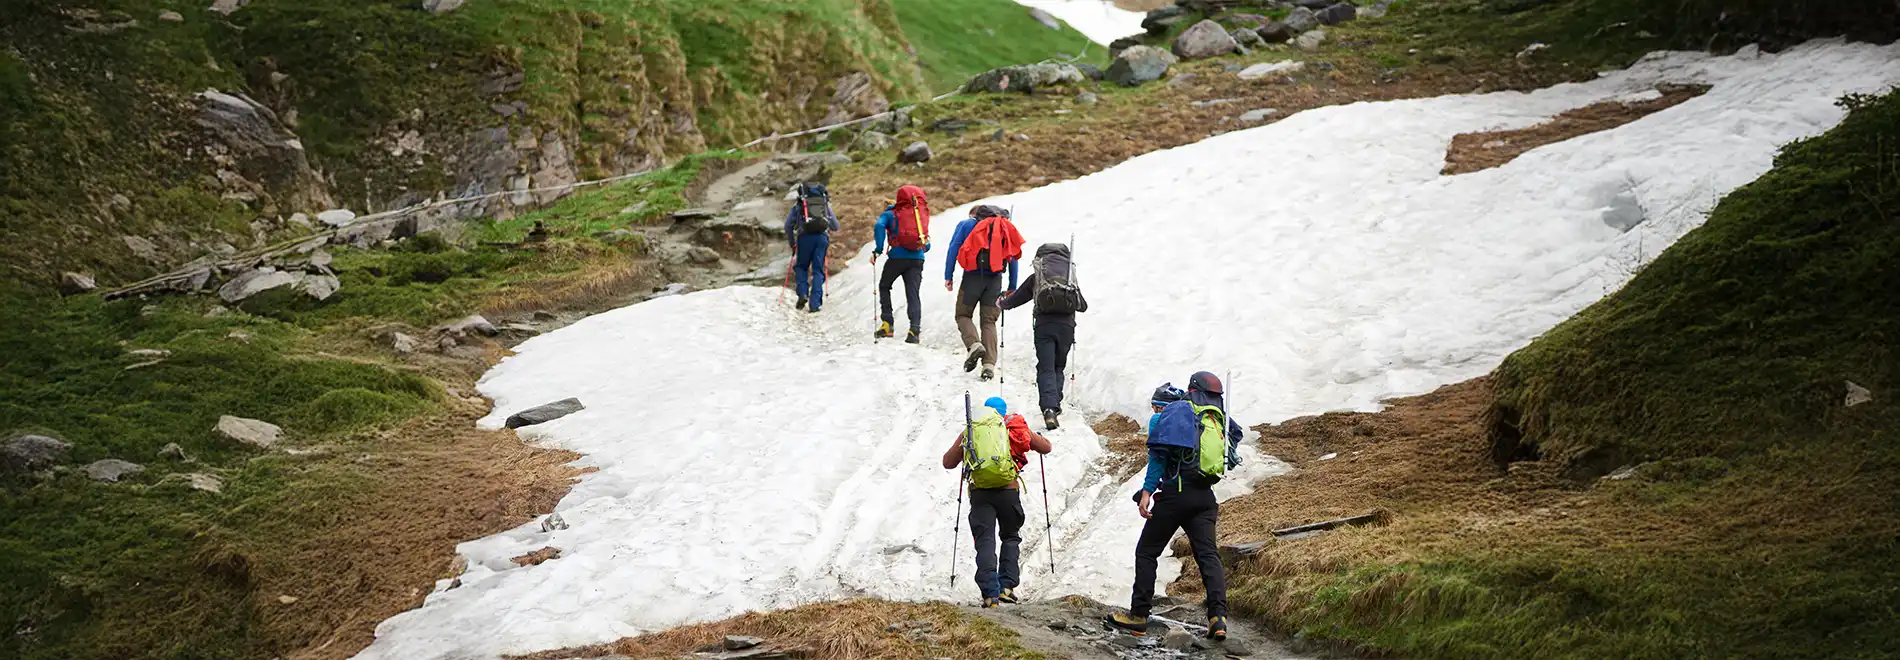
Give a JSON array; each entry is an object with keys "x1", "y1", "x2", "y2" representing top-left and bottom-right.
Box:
[
  {"x1": 941, "y1": 396, "x2": 1052, "y2": 608},
  {"x1": 1109, "y1": 371, "x2": 1244, "y2": 641}
]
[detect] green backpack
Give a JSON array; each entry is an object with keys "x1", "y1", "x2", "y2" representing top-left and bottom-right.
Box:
[
  {"x1": 1189, "y1": 403, "x2": 1228, "y2": 482},
  {"x1": 963, "y1": 409, "x2": 1019, "y2": 489}
]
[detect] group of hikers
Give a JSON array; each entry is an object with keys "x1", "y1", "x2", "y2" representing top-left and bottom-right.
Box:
[
  {"x1": 782, "y1": 182, "x2": 1087, "y2": 432},
  {"x1": 783, "y1": 182, "x2": 1240, "y2": 642}
]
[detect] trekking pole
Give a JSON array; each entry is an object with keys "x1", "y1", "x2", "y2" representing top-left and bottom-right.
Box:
[
  {"x1": 1068, "y1": 233, "x2": 1077, "y2": 386},
  {"x1": 951, "y1": 392, "x2": 974, "y2": 587},
  {"x1": 998, "y1": 308, "x2": 1006, "y2": 384},
  {"x1": 779, "y1": 258, "x2": 792, "y2": 306},
  {"x1": 1039, "y1": 452, "x2": 1055, "y2": 574},
  {"x1": 871, "y1": 258, "x2": 880, "y2": 343}
]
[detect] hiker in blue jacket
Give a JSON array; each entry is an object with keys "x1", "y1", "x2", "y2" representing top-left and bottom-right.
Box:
[
  {"x1": 943, "y1": 205, "x2": 1021, "y2": 381},
  {"x1": 871, "y1": 185, "x2": 931, "y2": 343},
  {"x1": 784, "y1": 183, "x2": 840, "y2": 312}
]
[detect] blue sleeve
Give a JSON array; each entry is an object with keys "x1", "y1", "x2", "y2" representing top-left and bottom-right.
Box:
[
  {"x1": 1141, "y1": 448, "x2": 1170, "y2": 493},
  {"x1": 1008, "y1": 258, "x2": 1019, "y2": 291},
  {"x1": 784, "y1": 204, "x2": 801, "y2": 244},
  {"x1": 828, "y1": 207, "x2": 840, "y2": 232},
  {"x1": 943, "y1": 221, "x2": 973, "y2": 281},
  {"x1": 872, "y1": 212, "x2": 891, "y2": 254},
  {"x1": 1227, "y1": 418, "x2": 1244, "y2": 468}
]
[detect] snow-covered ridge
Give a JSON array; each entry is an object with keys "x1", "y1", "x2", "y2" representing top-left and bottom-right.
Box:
[{"x1": 355, "y1": 41, "x2": 1900, "y2": 660}]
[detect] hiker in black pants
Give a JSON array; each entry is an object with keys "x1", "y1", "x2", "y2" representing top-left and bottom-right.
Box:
[
  {"x1": 871, "y1": 185, "x2": 931, "y2": 343},
  {"x1": 942, "y1": 397, "x2": 1053, "y2": 607},
  {"x1": 999, "y1": 243, "x2": 1088, "y2": 430},
  {"x1": 1109, "y1": 371, "x2": 1244, "y2": 641}
]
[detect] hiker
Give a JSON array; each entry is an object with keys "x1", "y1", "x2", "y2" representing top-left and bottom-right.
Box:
[
  {"x1": 943, "y1": 205, "x2": 1023, "y2": 381},
  {"x1": 942, "y1": 396, "x2": 1053, "y2": 607},
  {"x1": 1110, "y1": 371, "x2": 1244, "y2": 641},
  {"x1": 1148, "y1": 383, "x2": 1185, "y2": 436},
  {"x1": 871, "y1": 185, "x2": 931, "y2": 343},
  {"x1": 783, "y1": 182, "x2": 839, "y2": 313},
  {"x1": 999, "y1": 243, "x2": 1088, "y2": 430}
]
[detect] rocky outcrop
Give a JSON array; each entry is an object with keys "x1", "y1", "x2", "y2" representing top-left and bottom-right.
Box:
[
  {"x1": 1107, "y1": 46, "x2": 1177, "y2": 87},
  {"x1": 820, "y1": 72, "x2": 891, "y2": 126},
  {"x1": 3, "y1": 435, "x2": 71, "y2": 474},
  {"x1": 963, "y1": 63, "x2": 1087, "y2": 94},
  {"x1": 193, "y1": 90, "x2": 333, "y2": 214}
]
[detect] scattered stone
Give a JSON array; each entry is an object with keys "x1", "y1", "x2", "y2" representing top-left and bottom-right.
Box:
[
  {"x1": 1605, "y1": 465, "x2": 1639, "y2": 481},
  {"x1": 1111, "y1": 634, "x2": 1142, "y2": 648},
  {"x1": 898, "y1": 141, "x2": 933, "y2": 164},
  {"x1": 124, "y1": 235, "x2": 161, "y2": 262},
  {"x1": 392, "y1": 332, "x2": 420, "y2": 355},
  {"x1": 1316, "y1": 3, "x2": 1357, "y2": 25},
  {"x1": 540, "y1": 512, "x2": 569, "y2": 532},
  {"x1": 1219, "y1": 539, "x2": 1270, "y2": 567},
  {"x1": 1239, "y1": 61, "x2": 1304, "y2": 80},
  {"x1": 618, "y1": 201, "x2": 650, "y2": 216},
  {"x1": 1846, "y1": 380, "x2": 1872, "y2": 407},
  {"x1": 208, "y1": 0, "x2": 248, "y2": 16},
  {"x1": 59, "y1": 272, "x2": 97, "y2": 296},
  {"x1": 1231, "y1": 27, "x2": 1265, "y2": 49},
  {"x1": 1172, "y1": 20, "x2": 1238, "y2": 60},
  {"x1": 217, "y1": 267, "x2": 299, "y2": 303},
  {"x1": 4, "y1": 435, "x2": 71, "y2": 473},
  {"x1": 184, "y1": 473, "x2": 223, "y2": 493},
  {"x1": 1047, "y1": 619, "x2": 1068, "y2": 630},
  {"x1": 158, "y1": 443, "x2": 189, "y2": 460},
  {"x1": 445, "y1": 315, "x2": 498, "y2": 337},
  {"x1": 216, "y1": 415, "x2": 281, "y2": 448},
  {"x1": 422, "y1": 0, "x2": 464, "y2": 15},
  {"x1": 158, "y1": 10, "x2": 184, "y2": 22},
  {"x1": 723, "y1": 636, "x2": 764, "y2": 651},
  {"x1": 1107, "y1": 46, "x2": 1177, "y2": 87},
  {"x1": 964, "y1": 63, "x2": 1086, "y2": 93},
  {"x1": 1239, "y1": 108, "x2": 1280, "y2": 123},
  {"x1": 84, "y1": 459, "x2": 146, "y2": 483},
  {"x1": 505, "y1": 398, "x2": 585, "y2": 429},
  {"x1": 1108, "y1": 35, "x2": 1144, "y2": 59},
  {"x1": 1026, "y1": 7, "x2": 1061, "y2": 30},
  {"x1": 1359, "y1": 2, "x2": 1390, "y2": 19},
  {"x1": 989, "y1": 128, "x2": 1006, "y2": 142},
  {"x1": 1074, "y1": 63, "x2": 1105, "y2": 81},
  {"x1": 1224, "y1": 12, "x2": 1271, "y2": 27},
  {"x1": 316, "y1": 209, "x2": 356, "y2": 227},
  {"x1": 277, "y1": 594, "x2": 298, "y2": 604},
  {"x1": 1292, "y1": 0, "x2": 1333, "y2": 7},
  {"x1": 1295, "y1": 28, "x2": 1328, "y2": 52},
  {"x1": 1075, "y1": 91, "x2": 1100, "y2": 105},
  {"x1": 300, "y1": 272, "x2": 340, "y2": 301},
  {"x1": 930, "y1": 117, "x2": 974, "y2": 133},
  {"x1": 686, "y1": 246, "x2": 722, "y2": 265},
  {"x1": 287, "y1": 212, "x2": 312, "y2": 229},
  {"x1": 124, "y1": 348, "x2": 172, "y2": 361},
  {"x1": 1284, "y1": 6, "x2": 1320, "y2": 33},
  {"x1": 1427, "y1": 45, "x2": 1469, "y2": 62},
  {"x1": 852, "y1": 130, "x2": 895, "y2": 152},
  {"x1": 1141, "y1": 6, "x2": 1187, "y2": 35},
  {"x1": 225, "y1": 329, "x2": 252, "y2": 342},
  {"x1": 1193, "y1": 637, "x2": 1215, "y2": 650},
  {"x1": 1224, "y1": 638, "x2": 1255, "y2": 655}
]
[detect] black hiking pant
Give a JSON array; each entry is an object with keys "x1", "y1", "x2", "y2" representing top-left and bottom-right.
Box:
[
  {"x1": 879, "y1": 257, "x2": 924, "y2": 331},
  {"x1": 968, "y1": 487, "x2": 1025, "y2": 599},
  {"x1": 1033, "y1": 320, "x2": 1075, "y2": 413},
  {"x1": 1130, "y1": 486, "x2": 1226, "y2": 618}
]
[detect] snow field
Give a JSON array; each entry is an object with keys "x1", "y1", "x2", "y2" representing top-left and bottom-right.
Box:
[
  {"x1": 1011, "y1": 0, "x2": 1148, "y2": 45},
  {"x1": 356, "y1": 41, "x2": 1900, "y2": 660}
]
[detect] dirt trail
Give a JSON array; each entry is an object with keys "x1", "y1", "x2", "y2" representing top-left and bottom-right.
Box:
[{"x1": 971, "y1": 596, "x2": 1328, "y2": 660}]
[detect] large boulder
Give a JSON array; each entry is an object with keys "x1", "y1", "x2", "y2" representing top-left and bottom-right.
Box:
[
  {"x1": 3, "y1": 435, "x2": 71, "y2": 473},
  {"x1": 1108, "y1": 36, "x2": 1144, "y2": 59},
  {"x1": 897, "y1": 142, "x2": 933, "y2": 164},
  {"x1": 1172, "y1": 20, "x2": 1238, "y2": 60},
  {"x1": 84, "y1": 459, "x2": 145, "y2": 483},
  {"x1": 963, "y1": 63, "x2": 1086, "y2": 94},
  {"x1": 1283, "y1": 6, "x2": 1321, "y2": 32},
  {"x1": 1141, "y1": 6, "x2": 1187, "y2": 35},
  {"x1": 1295, "y1": 28, "x2": 1328, "y2": 51},
  {"x1": 216, "y1": 415, "x2": 282, "y2": 448},
  {"x1": 1316, "y1": 3, "x2": 1357, "y2": 25},
  {"x1": 217, "y1": 267, "x2": 300, "y2": 303},
  {"x1": 192, "y1": 90, "x2": 332, "y2": 212},
  {"x1": 60, "y1": 272, "x2": 97, "y2": 296},
  {"x1": 1256, "y1": 21, "x2": 1294, "y2": 43},
  {"x1": 505, "y1": 398, "x2": 586, "y2": 429},
  {"x1": 1107, "y1": 46, "x2": 1178, "y2": 87}
]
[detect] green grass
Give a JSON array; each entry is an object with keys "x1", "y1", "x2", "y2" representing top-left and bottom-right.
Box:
[{"x1": 889, "y1": 0, "x2": 1105, "y2": 91}]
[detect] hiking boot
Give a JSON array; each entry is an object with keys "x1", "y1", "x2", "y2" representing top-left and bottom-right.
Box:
[
  {"x1": 982, "y1": 596, "x2": 1002, "y2": 608},
  {"x1": 904, "y1": 328, "x2": 920, "y2": 344},
  {"x1": 795, "y1": 297, "x2": 808, "y2": 310},
  {"x1": 980, "y1": 366, "x2": 995, "y2": 382},
  {"x1": 1106, "y1": 612, "x2": 1149, "y2": 635},
  {"x1": 807, "y1": 306, "x2": 821, "y2": 314},
  {"x1": 1207, "y1": 615, "x2": 1228, "y2": 641},
  {"x1": 875, "y1": 321, "x2": 894, "y2": 339},
  {"x1": 963, "y1": 344, "x2": 987, "y2": 372},
  {"x1": 999, "y1": 588, "x2": 1019, "y2": 604},
  {"x1": 1043, "y1": 409, "x2": 1060, "y2": 431}
]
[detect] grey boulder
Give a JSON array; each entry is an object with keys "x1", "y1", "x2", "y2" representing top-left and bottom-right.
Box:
[
  {"x1": 898, "y1": 141, "x2": 933, "y2": 164},
  {"x1": 217, "y1": 415, "x2": 282, "y2": 448},
  {"x1": 1172, "y1": 20, "x2": 1237, "y2": 60},
  {"x1": 85, "y1": 459, "x2": 146, "y2": 483},
  {"x1": 1107, "y1": 46, "x2": 1178, "y2": 87},
  {"x1": 505, "y1": 398, "x2": 586, "y2": 429},
  {"x1": 963, "y1": 63, "x2": 1085, "y2": 94},
  {"x1": 4, "y1": 435, "x2": 72, "y2": 473},
  {"x1": 1284, "y1": 6, "x2": 1320, "y2": 33},
  {"x1": 1316, "y1": 3, "x2": 1357, "y2": 25}
]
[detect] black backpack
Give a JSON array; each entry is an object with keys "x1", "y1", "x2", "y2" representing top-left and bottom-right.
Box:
[
  {"x1": 798, "y1": 184, "x2": 833, "y2": 235},
  {"x1": 1031, "y1": 244, "x2": 1082, "y2": 314}
]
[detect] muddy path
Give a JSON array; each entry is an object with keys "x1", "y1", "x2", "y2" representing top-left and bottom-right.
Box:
[{"x1": 969, "y1": 596, "x2": 1336, "y2": 660}]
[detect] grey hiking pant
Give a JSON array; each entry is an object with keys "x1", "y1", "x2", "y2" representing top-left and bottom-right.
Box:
[
  {"x1": 968, "y1": 487, "x2": 1025, "y2": 599},
  {"x1": 956, "y1": 271, "x2": 1003, "y2": 365}
]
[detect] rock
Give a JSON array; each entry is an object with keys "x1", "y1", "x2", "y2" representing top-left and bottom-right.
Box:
[
  {"x1": 1846, "y1": 380, "x2": 1872, "y2": 407},
  {"x1": 1358, "y1": 2, "x2": 1389, "y2": 19},
  {"x1": 1075, "y1": 63, "x2": 1105, "y2": 81},
  {"x1": 723, "y1": 636, "x2": 765, "y2": 651},
  {"x1": 1224, "y1": 638, "x2": 1255, "y2": 655},
  {"x1": 1111, "y1": 634, "x2": 1142, "y2": 648},
  {"x1": 216, "y1": 415, "x2": 281, "y2": 448},
  {"x1": 1225, "y1": 13, "x2": 1271, "y2": 27},
  {"x1": 686, "y1": 246, "x2": 722, "y2": 265},
  {"x1": 446, "y1": 315, "x2": 498, "y2": 337},
  {"x1": 1316, "y1": 3, "x2": 1357, "y2": 25},
  {"x1": 1231, "y1": 27, "x2": 1265, "y2": 49},
  {"x1": 1239, "y1": 60, "x2": 1304, "y2": 80},
  {"x1": 852, "y1": 130, "x2": 895, "y2": 152},
  {"x1": 1283, "y1": 6, "x2": 1320, "y2": 32},
  {"x1": 1172, "y1": 20, "x2": 1237, "y2": 60},
  {"x1": 1219, "y1": 539, "x2": 1271, "y2": 566},
  {"x1": 505, "y1": 398, "x2": 585, "y2": 429},
  {"x1": 184, "y1": 473, "x2": 223, "y2": 493},
  {"x1": 989, "y1": 128, "x2": 1006, "y2": 142},
  {"x1": 208, "y1": 0, "x2": 248, "y2": 16},
  {"x1": 158, "y1": 10, "x2": 184, "y2": 22},
  {"x1": 1193, "y1": 637, "x2": 1215, "y2": 650},
  {"x1": 193, "y1": 90, "x2": 331, "y2": 211},
  {"x1": 1292, "y1": 0, "x2": 1333, "y2": 7},
  {"x1": 1108, "y1": 36, "x2": 1144, "y2": 59},
  {"x1": 1256, "y1": 21, "x2": 1293, "y2": 43},
  {"x1": 897, "y1": 141, "x2": 933, "y2": 164},
  {"x1": 1027, "y1": 7, "x2": 1061, "y2": 30},
  {"x1": 4, "y1": 435, "x2": 72, "y2": 473},
  {"x1": 1604, "y1": 465, "x2": 1639, "y2": 481},
  {"x1": 540, "y1": 512, "x2": 569, "y2": 532},
  {"x1": 1047, "y1": 619, "x2": 1068, "y2": 630},
  {"x1": 821, "y1": 71, "x2": 890, "y2": 126},
  {"x1": 1427, "y1": 45, "x2": 1469, "y2": 62},
  {"x1": 964, "y1": 63, "x2": 1086, "y2": 94},
  {"x1": 59, "y1": 272, "x2": 97, "y2": 295},
  {"x1": 392, "y1": 332, "x2": 420, "y2": 355},
  {"x1": 85, "y1": 459, "x2": 145, "y2": 483},
  {"x1": 930, "y1": 117, "x2": 974, "y2": 133},
  {"x1": 217, "y1": 268, "x2": 299, "y2": 303},
  {"x1": 124, "y1": 348, "x2": 172, "y2": 361},
  {"x1": 225, "y1": 330, "x2": 252, "y2": 342},
  {"x1": 316, "y1": 209, "x2": 357, "y2": 227},
  {"x1": 1141, "y1": 6, "x2": 1187, "y2": 35},
  {"x1": 124, "y1": 235, "x2": 161, "y2": 262},
  {"x1": 647, "y1": 283, "x2": 690, "y2": 300},
  {"x1": 422, "y1": 0, "x2": 464, "y2": 15},
  {"x1": 299, "y1": 273, "x2": 340, "y2": 301},
  {"x1": 158, "y1": 443, "x2": 189, "y2": 460},
  {"x1": 277, "y1": 594, "x2": 298, "y2": 604},
  {"x1": 1075, "y1": 91, "x2": 1100, "y2": 105},
  {"x1": 308, "y1": 249, "x2": 333, "y2": 269},
  {"x1": 1239, "y1": 108, "x2": 1280, "y2": 123},
  {"x1": 1295, "y1": 28, "x2": 1328, "y2": 52},
  {"x1": 1107, "y1": 46, "x2": 1177, "y2": 87},
  {"x1": 287, "y1": 212, "x2": 312, "y2": 229}
]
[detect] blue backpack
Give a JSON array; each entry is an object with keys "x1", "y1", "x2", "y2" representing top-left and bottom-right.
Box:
[{"x1": 1148, "y1": 400, "x2": 1232, "y2": 486}]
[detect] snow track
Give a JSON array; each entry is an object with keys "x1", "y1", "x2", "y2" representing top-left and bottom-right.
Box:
[{"x1": 357, "y1": 42, "x2": 1900, "y2": 659}]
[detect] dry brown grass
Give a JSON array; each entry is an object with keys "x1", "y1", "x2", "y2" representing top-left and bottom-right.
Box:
[
  {"x1": 1093, "y1": 413, "x2": 1148, "y2": 480},
  {"x1": 518, "y1": 599, "x2": 1043, "y2": 660},
  {"x1": 512, "y1": 547, "x2": 563, "y2": 567},
  {"x1": 1442, "y1": 84, "x2": 1709, "y2": 174}
]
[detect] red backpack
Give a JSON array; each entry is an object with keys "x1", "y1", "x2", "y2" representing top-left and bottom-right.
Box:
[{"x1": 891, "y1": 185, "x2": 930, "y2": 251}]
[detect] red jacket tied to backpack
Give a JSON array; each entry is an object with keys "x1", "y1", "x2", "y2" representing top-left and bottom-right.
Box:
[
  {"x1": 956, "y1": 212, "x2": 1024, "y2": 274},
  {"x1": 891, "y1": 185, "x2": 930, "y2": 251}
]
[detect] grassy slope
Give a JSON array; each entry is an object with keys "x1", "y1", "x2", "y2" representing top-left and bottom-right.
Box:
[{"x1": 890, "y1": 0, "x2": 1103, "y2": 92}]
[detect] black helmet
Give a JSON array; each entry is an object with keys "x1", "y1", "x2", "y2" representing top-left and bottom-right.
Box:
[
  {"x1": 1188, "y1": 371, "x2": 1223, "y2": 395},
  {"x1": 1151, "y1": 383, "x2": 1185, "y2": 406}
]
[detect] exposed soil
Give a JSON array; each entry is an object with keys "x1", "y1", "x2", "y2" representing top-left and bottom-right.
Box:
[
  {"x1": 1094, "y1": 413, "x2": 1149, "y2": 480},
  {"x1": 1442, "y1": 84, "x2": 1711, "y2": 175}
]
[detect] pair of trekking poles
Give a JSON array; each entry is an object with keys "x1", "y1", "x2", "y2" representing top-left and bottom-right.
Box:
[{"x1": 948, "y1": 392, "x2": 1056, "y2": 589}]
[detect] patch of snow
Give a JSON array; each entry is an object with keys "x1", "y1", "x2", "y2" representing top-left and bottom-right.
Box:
[
  {"x1": 355, "y1": 40, "x2": 1900, "y2": 660},
  {"x1": 1011, "y1": 0, "x2": 1145, "y2": 45},
  {"x1": 1614, "y1": 88, "x2": 1667, "y2": 104}
]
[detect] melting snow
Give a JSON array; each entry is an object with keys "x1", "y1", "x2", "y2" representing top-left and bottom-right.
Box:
[
  {"x1": 356, "y1": 41, "x2": 1900, "y2": 660},
  {"x1": 1012, "y1": 0, "x2": 1147, "y2": 45}
]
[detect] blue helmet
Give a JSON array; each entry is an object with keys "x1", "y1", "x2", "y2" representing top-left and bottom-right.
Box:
[{"x1": 984, "y1": 396, "x2": 1008, "y2": 416}]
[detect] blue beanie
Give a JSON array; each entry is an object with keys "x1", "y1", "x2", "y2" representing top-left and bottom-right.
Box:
[{"x1": 984, "y1": 396, "x2": 1007, "y2": 416}]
